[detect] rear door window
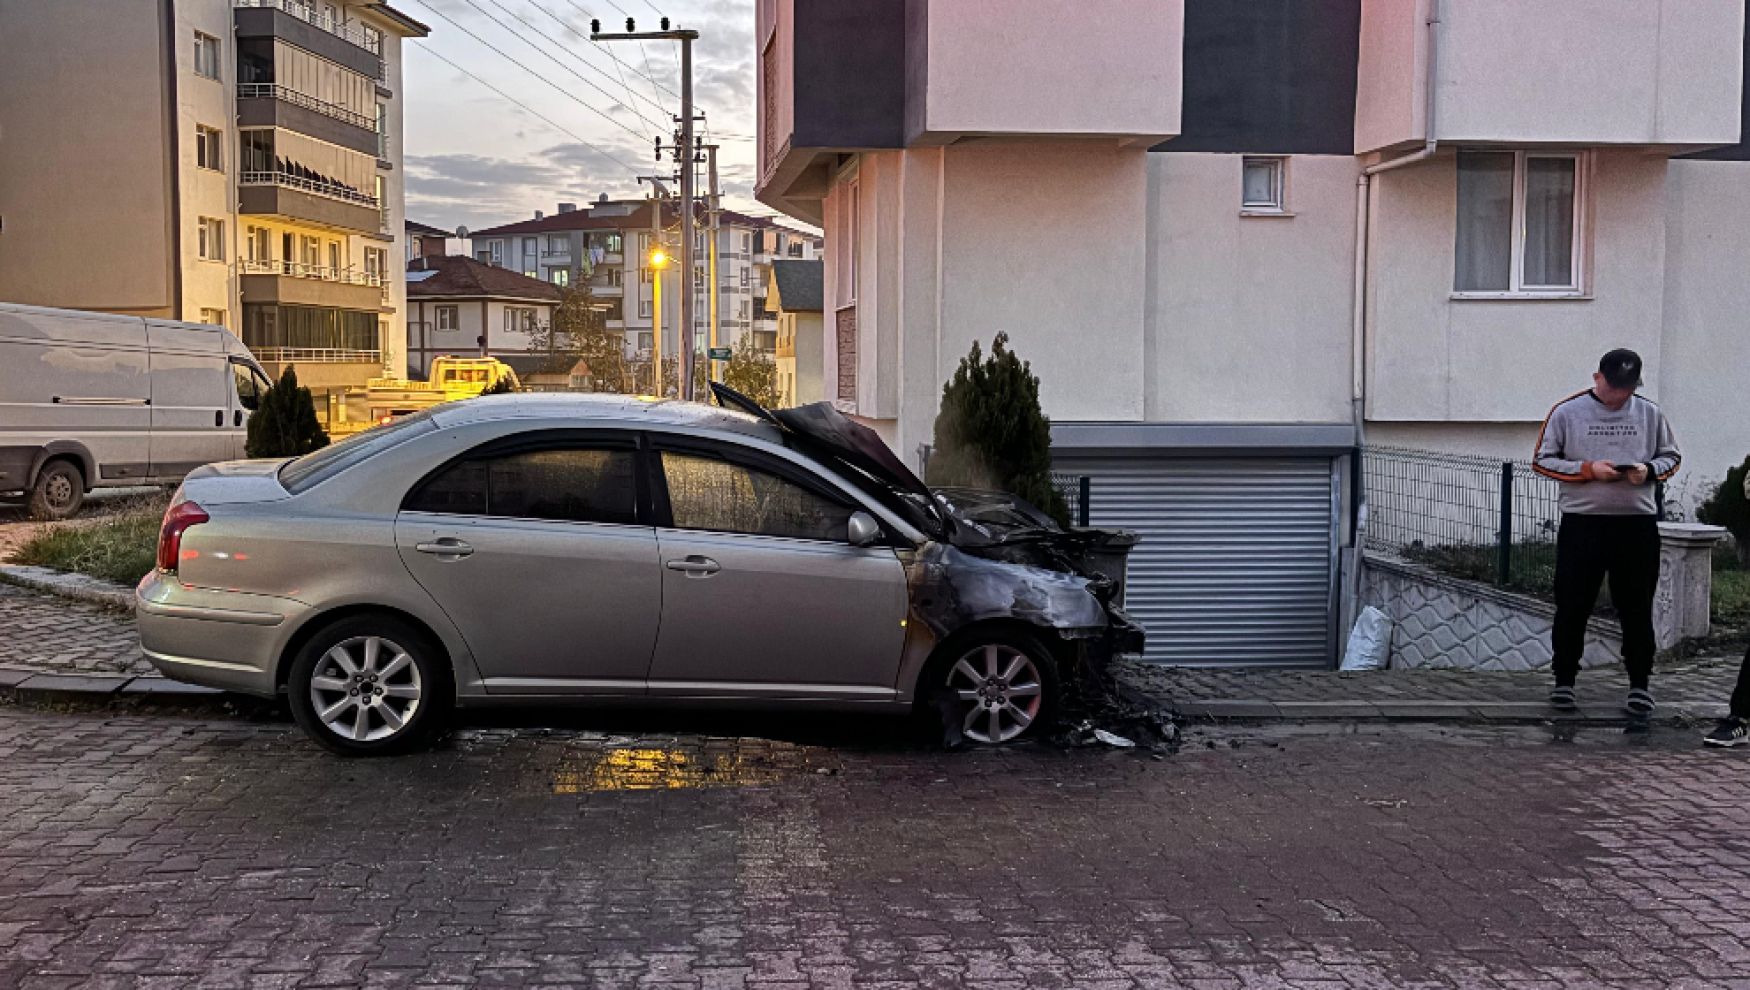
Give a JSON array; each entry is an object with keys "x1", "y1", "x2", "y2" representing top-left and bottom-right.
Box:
[{"x1": 404, "y1": 441, "x2": 640, "y2": 525}]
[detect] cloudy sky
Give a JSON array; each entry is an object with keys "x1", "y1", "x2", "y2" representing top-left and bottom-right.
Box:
[{"x1": 398, "y1": 0, "x2": 765, "y2": 233}]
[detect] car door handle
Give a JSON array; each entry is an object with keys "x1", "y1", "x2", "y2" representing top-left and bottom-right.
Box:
[
  {"x1": 664, "y1": 555, "x2": 720, "y2": 577},
  {"x1": 415, "y1": 538, "x2": 474, "y2": 559}
]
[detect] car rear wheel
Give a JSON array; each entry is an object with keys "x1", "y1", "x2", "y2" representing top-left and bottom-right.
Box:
[
  {"x1": 287, "y1": 616, "x2": 449, "y2": 756},
  {"x1": 931, "y1": 632, "x2": 1060, "y2": 745},
  {"x1": 27, "y1": 460, "x2": 84, "y2": 521}
]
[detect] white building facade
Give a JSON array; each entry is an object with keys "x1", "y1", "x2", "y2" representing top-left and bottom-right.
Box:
[
  {"x1": 0, "y1": 0, "x2": 428, "y2": 390},
  {"x1": 758, "y1": 0, "x2": 1750, "y2": 667}
]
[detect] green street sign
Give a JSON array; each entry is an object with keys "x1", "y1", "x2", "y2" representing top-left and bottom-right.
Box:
[{"x1": 707, "y1": 347, "x2": 732, "y2": 360}]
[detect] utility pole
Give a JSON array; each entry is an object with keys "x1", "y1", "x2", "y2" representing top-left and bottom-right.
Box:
[
  {"x1": 705, "y1": 143, "x2": 721, "y2": 383},
  {"x1": 593, "y1": 16, "x2": 700, "y2": 399},
  {"x1": 636, "y1": 175, "x2": 670, "y2": 396}
]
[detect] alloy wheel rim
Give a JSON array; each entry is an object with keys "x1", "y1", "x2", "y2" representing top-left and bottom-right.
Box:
[
  {"x1": 946, "y1": 644, "x2": 1043, "y2": 744},
  {"x1": 309, "y1": 635, "x2": 421, "y2": 743}
]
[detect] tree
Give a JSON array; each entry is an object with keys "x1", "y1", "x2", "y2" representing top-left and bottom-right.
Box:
[
  {"x1": 720, "y1": 336, "x2": 781, "y2": 408},
  {"x1": 479, "y1": 375, "x2": 518, "y2": 395},
  {"x1": 1698, "y1": 455, "x2": 1750, "y2": 566},
  {"x1": 528, "y1": 285, "x2": 626, "y2": 392},
  {"x1": 246, "y1": 366, "x2": 330, "y2": 458},
  {"x1": 927, "y1": 332, "x2": 1070, "y2": 526}
]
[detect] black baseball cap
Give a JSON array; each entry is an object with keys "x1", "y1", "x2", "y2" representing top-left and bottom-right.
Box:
[{"x1": 1598, "y1": 348, "x2": 1643, "y2": 389}]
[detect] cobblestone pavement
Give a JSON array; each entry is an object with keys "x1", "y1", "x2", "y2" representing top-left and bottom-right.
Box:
[
  {"x1": 1114, "y1": 655, "x2": 1747, "y2": 712},
  {"x1": 0, "y1": 584, "x2": 151, "y2": 679},
  {"x1": 4, "y1": 708, "x2": 1750, "y2": 989}
]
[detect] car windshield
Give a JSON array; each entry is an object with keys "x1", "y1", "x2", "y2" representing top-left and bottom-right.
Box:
[{"x1": 279, "y1": 410, "x2": 439, "y2": 494}]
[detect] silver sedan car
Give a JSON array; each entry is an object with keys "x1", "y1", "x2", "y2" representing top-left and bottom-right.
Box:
[{"x1": 137, "y1": 390, "x2": 1142, "y2": 755}]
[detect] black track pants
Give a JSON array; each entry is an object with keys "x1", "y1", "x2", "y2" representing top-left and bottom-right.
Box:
[{"x1": 1551, "y1": 513, "x2": 1661, "y2": 688}]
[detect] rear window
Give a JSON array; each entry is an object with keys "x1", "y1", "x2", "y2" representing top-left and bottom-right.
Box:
[{"x1": 279, "y1": 411, "x2": 438, "y2": 493}]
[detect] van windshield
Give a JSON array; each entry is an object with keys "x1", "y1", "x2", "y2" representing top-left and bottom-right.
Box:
[{"x1": 279, "y1": 411, "x2": 438, "y2": 493}]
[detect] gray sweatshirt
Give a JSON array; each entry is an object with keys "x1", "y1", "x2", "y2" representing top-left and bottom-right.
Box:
[{"x1": 1533, "y1": 390, "x2": 1681, "y2": 515}]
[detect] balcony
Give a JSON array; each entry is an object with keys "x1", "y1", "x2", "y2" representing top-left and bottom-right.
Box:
[
  {"x1": 235, "y1": 0, "x2": 382, "y2": 78},
  {"x1": 250, "y1": 347, "x2": 381, "y2": 364},
  {"x1": 542, "y1": 249, "x2": 571, "y2": 259},
  {"x1": 587, "y1": 281, "x2": 624, "y2": 298},
  {"x1": 236, "y1": 83, "x2": 379, "y2": 156},
  {"x1": 1355, "y1": 0, "x2": 1745, "y2": 154},
  {"x1": 239, "y1": 259, "x2": 385, "y2": 310},
  {"x1": 239, "y1": 169, "x2": 380, "y2": 232}
]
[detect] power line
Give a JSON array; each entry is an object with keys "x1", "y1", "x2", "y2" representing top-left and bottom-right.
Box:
[
  {"x1": 406, "y1": 0, "x2": 652, "y2": 148},
  {"x1": 417, "y1": 46, "x2": 640, "y2": 175},
  {"x1": 458, "y1": 0, "x2": 659, "y2": 141},
  {"x1": 559, "y1": 0, "x2": 680, "y2": 105},
  {"x1": 600, "y1": 0, "x2": 680, "y2": 83},
  {"x1": 484, "y1": 0, "x2": 671, "y2": 130}
]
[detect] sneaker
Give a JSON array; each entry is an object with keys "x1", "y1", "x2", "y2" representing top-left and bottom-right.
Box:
[
  {"x1": 1624, "y1": 688, "x2": 1655, "y2": 718},
  {"x1": 1549, "y1": 685, "x2": 1577, "y2": 711},
  {"x1": 1704, "y1": 717, "x2": 1750, "y2": 748}
]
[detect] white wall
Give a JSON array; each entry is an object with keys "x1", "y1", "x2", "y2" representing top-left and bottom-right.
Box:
[
  {"x1": 915, "y1": 0, "x2": 1182, "y2": 144},
  {"x1": 176, "y1": 0, "x2": 238, "y2": 326},
  {"x1": 1145, "y1": 154, "x2": 1359, "y2": 423},
  {"x1": 1365, "y1": 149, "x2": 1669, "y2": 423},
  {"x1": 1356, "y1": 0, "x2": 1745, "y2": 153},
  {"x1": 1660, "y1": 158, "x2": 1750, "y2": 505}
]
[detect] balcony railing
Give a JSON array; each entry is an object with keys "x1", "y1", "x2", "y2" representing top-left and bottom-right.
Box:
[
  {"x1": 237, "y1": 83, "x2": 375, "y2": 131},
  {"x1": 542, "y1": 249, "x2": 570, "y2": 258},
  {"x1": 235, "y1": 0, "x2": 382, "y2": 55},
  {"x1": 240, "y1": 258, "x2": 384, "y2": 286},
  {"x1": 250, "y1": 346, "x2": 382, "y2": 364},
  {"x1": 240, "y1": 170, "x2": 379, "y2": 208}
]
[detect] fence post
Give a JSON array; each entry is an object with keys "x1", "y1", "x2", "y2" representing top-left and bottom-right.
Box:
[
  {"x1": 1497, "y1": 461, "x2": 1514, "y2": 586},
  {"x1": 1078, "y1": 476, "x2": 1091, "y2": 528}
]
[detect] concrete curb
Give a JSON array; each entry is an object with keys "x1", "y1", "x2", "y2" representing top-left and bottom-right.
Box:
[
  {"x1": 0, "y1": 565, "x2": 135, "y2": 611},
  {"x1": 0, "y1": 666, "x2": 242, "y2": 713}
]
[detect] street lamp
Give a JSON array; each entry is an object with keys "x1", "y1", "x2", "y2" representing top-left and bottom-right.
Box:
[{"x1": 648, "y1": 245, "x2": 669, "y2": 396}]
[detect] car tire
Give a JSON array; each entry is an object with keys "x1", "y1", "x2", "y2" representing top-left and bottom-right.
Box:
[
  {"x1": 26, "y1": 460, "x2": 84, "y2": 521},
  {"x1": 287, "y1": 615, "x2": 451, "y2": 757},
  {"x1": 922, "y1": 629, "x2": 1061, "y2": 746}
]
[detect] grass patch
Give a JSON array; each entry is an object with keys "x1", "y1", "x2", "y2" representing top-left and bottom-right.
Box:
[
  {"x1": 11, "y1": 494, "x2": 168, "y2": 586},
  {"x1": 1715, "y1": 543, "x2": 1749, "y2": 632}
]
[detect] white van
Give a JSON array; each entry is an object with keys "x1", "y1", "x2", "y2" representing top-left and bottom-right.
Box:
[{"x1": 0, "y1": 302, "x2": 271, "y2": 519}]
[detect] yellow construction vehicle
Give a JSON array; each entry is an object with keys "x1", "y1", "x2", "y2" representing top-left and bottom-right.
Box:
[{"x1": 323, "y1": 356, "x2": 521, "y2": 437}]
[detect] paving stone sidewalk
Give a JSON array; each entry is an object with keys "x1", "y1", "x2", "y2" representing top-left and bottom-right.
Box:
[
  {"x1": 0, "y1": 582, "x2": 151, "y2": 680},
  {"x1": 1114, "y1": 653, "x2": 1746, "y2": 721}
]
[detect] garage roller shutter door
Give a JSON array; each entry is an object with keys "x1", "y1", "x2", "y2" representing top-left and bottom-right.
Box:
[{"x1": 1057, "y1": 456, "x2": 1337, "y2": 667}]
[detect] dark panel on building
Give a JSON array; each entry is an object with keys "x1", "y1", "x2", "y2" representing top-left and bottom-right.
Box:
[
  {"x1": 791, "y1": 0, "x2": 905, "y2": 149},
  {"x1": 1678, "y1": 14, "x2": 1750, "y2": 160},
  {"x1": 237, "y1": 96, "x2": 380, "y2": 156},
  {"x1": 234, "y1": 7, "x2": 381, "y2": 78},
  {"x1": 1156, "y1": 0, "x2": 1362, "y2": 156}
]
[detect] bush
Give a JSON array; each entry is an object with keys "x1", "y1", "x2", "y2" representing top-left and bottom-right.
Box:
[
  {"x1": 479, "y1": 375, "x2": 518, "y2": 395},
  {"x1": 246, "y1": 366, "x2": 330, "y2": 458},
  {"x1": 1697, "y1": 456, "x2": 1750, "y2": 566},
  {"x1": 12, "y1": 493, "x2": 167, "y2": 585},
  {"x1": 721, "y1": 337, "x2": 780, "y2": 408},
  {"x1": 927, "y1": 332, "x2": 1069, "y2": 526}
]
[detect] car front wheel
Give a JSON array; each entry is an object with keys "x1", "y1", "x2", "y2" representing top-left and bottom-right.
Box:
[
  {"x1": 932, "y1": 632, "x2": 1060, "y2": 745},
  {"x1": 287, "y1": 616, "x2": 449, "y2": 756}
]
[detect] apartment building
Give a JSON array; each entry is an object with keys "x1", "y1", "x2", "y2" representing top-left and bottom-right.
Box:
[
  {"x1": 470, "y1": 199, "x2": 821, "y2": 361},
  {"x1": 758, "y1": 0, "x2": 1750, "y2": 667},
  {"x1": 0, "y1": 0, "x2": 427, "y2": 390}
]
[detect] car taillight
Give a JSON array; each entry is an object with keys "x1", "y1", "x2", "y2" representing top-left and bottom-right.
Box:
[{"x1": 157, "y1": 500, "x2": 210, "y2": 574}]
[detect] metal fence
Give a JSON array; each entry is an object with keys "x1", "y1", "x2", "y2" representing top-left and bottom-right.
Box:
[
  {"x1": 1363, "y1": 446, "x2": 1573, "y2": 593},
  {"x1": 1051, "y1": 473, "x2": 1092, "y2": 528}
]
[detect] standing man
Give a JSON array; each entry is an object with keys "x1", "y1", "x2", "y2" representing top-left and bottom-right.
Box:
[
  {"x1": 1705, "y1": 468, "x2": 1750, "y2": 746},
  {"x1": 1533, "y1": 348, "x2": 1681, "y2": 716}
]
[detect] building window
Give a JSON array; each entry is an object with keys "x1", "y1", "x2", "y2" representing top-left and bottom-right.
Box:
[
  {"x1": 1455, "y1": 151, "x2": 1584, "y2": 294},
  {"x1": 327, "y1": 241, "x2": 342, "y2": 275},
  {"x1": 548, "y1": 268, "x2": 570, "y2": 287},
  {"x1": 741, "y1": 268, "x2": 751, "y2": 288},
  {"x1": 834, "y1": 177, "x2": 859, "y2": 307},
  {"x1": 199, "y1": 307, "x2": 226, "y2": 327},
  {"x1": 489, "y1": 241, "x2": 503, "y2": 265},
  {"x1": 436, "y1": 305, "x2": 459, "y2": 331},
  {"x1": 638, "y1": 299, "x2": 652, "y2": 319},
  {"x1": 476, "y1": 250, "x2": 493, "y2": 263},
  {"x1": 638, "y1": 332, "x2": 654, "y2": 351},
  {"x1": 523, "y1": 236, "x2": 538, "y2": 258},
  {"x1": 246, "y1": 226, "x2": 270, "y2": 263},
  {"x1": 523, "y1": 269, "x2": 538, "y2": 279},
  {"x1": 503, "y1": 307, "x2": 536, "y2": 332},
  {"x1": 1241, "y1": 157, "x2": 1286, "y2": 214},
  {"x1": 193, "y1": 32, "x2": 221, "y2": 80},
  {"x1": 364, "y1": 247, "x2": 387, "y2": 280},
  {"x1": 640, "y1": 267, "x2": 656, "y2": 285},
  {"x1": 197, "y1": 217, "x2": 225, "y2": 261},
  {"x1": 196, "y1": 125, "x2": 223, "y2": 172},
  {"x1": 376, "y1": 103, "x2": 388, "y2": 158}
]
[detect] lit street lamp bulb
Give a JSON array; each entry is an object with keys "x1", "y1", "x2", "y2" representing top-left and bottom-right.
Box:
[{"x1": 649, "y1": 248, "x2": 669, "y2": 268}]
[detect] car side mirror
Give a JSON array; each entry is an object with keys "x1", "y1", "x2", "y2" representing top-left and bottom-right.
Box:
[{"x1": 847, "y1": 511, "x2": 881, "y2": 547}]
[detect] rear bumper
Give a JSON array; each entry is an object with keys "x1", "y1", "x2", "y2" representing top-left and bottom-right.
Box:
[{"x1": 135, "y1": 573, "x2": 308, "y2": 697}]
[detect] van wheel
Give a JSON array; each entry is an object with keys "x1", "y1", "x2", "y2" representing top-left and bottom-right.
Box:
[
  {"x1": 27, "y1": 461, "x2": 84, "y2": 521},
  {"x1": 287, "y1": 615, "x2": 451, "y2": 757}
]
